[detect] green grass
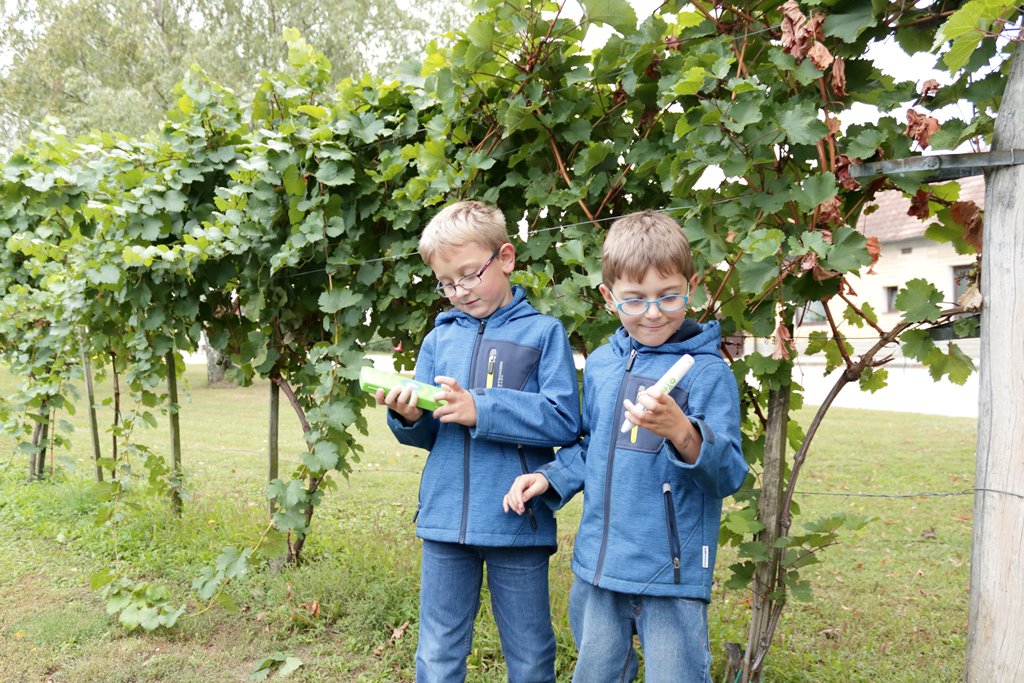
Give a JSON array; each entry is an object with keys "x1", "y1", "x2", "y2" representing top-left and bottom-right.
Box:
[{"x1": 0, "y1": 366, "x2": 976, "y2": 681}]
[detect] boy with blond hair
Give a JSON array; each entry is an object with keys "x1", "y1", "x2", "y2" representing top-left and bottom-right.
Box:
[
  {"x1": 377, "y1": 200, "x2": 581, "y2": 682},
  {"x1": 504, "y1": 210, "x2": 748, "y2": 682}
]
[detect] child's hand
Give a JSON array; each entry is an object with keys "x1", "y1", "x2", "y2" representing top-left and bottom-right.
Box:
[
  {"x1": 622, "y1": 391, "x2": 702, "y2": 463},
  {"x1": 432, "y1": 376, "x2": 477, "y2": 427},
  {"x1": 376, "y1": 385, "x2": 423, "y2": 424},
  {"x1": 503, "y1": 473, "x2": 550, "y2": 515}
]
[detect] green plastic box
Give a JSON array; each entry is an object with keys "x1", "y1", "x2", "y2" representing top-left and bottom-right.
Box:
[{"x1": 359, "y1": 367, "x2": 445, "y2": 411}]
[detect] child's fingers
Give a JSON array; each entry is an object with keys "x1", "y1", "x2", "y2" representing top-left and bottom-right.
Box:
[{"x1": 434, "y1": 375, "x2": 460, "y2": 393}]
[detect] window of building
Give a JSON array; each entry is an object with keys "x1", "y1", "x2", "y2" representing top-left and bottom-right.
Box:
[
  {"x1": 796, "y1": 300, "x2": 827, "y2": 326},
  {"x1": 885, "y1": 286, "x2": 898, "y2": 312},
  {"x1": 953, "y1": 264, "x2": 973, "y2": 304}
]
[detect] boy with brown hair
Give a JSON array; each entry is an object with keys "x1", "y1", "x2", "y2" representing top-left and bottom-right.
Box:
[{"x1": 504, "y1": 209, "x2": 748, "y2": 682}]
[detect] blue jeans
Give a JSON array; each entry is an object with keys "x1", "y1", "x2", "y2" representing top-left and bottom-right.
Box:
[
  {"x1": 417, "y1": 540, "x2": 556, "y2": 683},
  {"x1": 568, "y1": 578, "x2": 711, "y2": 683}
]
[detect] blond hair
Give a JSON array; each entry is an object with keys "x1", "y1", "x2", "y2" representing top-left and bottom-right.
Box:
[
  {"x1": 601, "y1": 210, "x2": 696, "y2": 285},
  {"x1": 418, "y1": 201, "x2": 510, "y2": 263}
]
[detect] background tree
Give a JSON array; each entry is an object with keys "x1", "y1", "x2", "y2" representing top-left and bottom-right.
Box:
[{"x1": 0, "y1": 0, "x2": 469, "y2": 144}]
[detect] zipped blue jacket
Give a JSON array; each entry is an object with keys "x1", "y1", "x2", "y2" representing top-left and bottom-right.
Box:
[
  {"x1": 387, "y1": 286, "x2": 581, "y2": 548},
  {"x1": 538, "y1": 320, "x2": 748, "y2": 600}
]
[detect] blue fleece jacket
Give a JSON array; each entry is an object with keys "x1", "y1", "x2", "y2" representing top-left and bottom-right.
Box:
[
  {"x1": 387, "y1": 286, "x2": 581, "y2": 547},
  {"x1": 538, "y1": 320, "x2": 748, "y2": 600}
]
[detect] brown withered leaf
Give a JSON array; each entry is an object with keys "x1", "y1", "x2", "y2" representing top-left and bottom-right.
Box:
[
  {"x1": 905, "y1": 109, "x2": 940, "y2": 148},
  {"x1": 908, "y1": 189, "x2": 932, "y2": 220},
  {"x1": 835, "y1": 154, "x2": 860, "y2": 190},
  {"x1": 958, "y1": 282, "x2": 983, "y2": 311},
  {"x1": 808, "y1": 41, "x2": 834, "y2": 70},
  {"x1": 813, "y1": 265, "x2": 840, "y2": 282},
  {"x1": 780, "y1": 1, "x2": 805, "y2": 56},
  {"x1": 951, "y1": 200, "x2": 983, "y2": 252},
  {"x1": 919, "y1": 79, "x2": 940, "y2": 98},
  {"x1": 665, "y1": 35, "x2": 683, "y2": 51},
  {"x1": 831, "y1": 57, "x2": 848, "y2": 97},
  {"x1": 772, "y1": 322, "x2": 794, "y2": 361},
  {"x1": 818, "y1": 196, "x2": 843, "y2": 225},
  {"x1": 391, "y1": 620, "x2": 411, "y2": 641},
  {"x1": 801, "y1": 251, "x2": 819, "y2": 271},
  {"x1": 826, "y1": 114, "x2": 841, "y2": 136},
  {"x1": 865, "y1": 236, "x2": 881, "y2": 272}
]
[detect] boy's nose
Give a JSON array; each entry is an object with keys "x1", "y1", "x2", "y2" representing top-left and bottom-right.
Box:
[{"x1": 644, "y1": 303, "x2": 662, "y2": 319}]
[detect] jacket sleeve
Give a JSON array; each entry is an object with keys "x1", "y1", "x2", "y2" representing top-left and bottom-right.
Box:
[
  {"x1": 385, "y1": 330, "x2": 441, "y2": 451},
  {"x1": 666, "y1": 360, "x2": 748, "y2": 498},
  {"x1": 470, "y1": 320, "x2": 582, "y2": 447},
  {"x1": 534, "y1": 365, "x2": 593, "y2": 510}
]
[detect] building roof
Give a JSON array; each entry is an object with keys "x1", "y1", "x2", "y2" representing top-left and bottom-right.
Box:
[{"x1": 856, "y1": 174, "x2": 985, "y2": 243}]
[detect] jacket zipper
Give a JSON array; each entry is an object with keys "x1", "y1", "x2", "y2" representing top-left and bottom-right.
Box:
[
  {"x1": 662, "y1": 482, "x2": 682, "y2": 584},
  {"x1": 459, "y1": 319, "x2": 487, "y2": 543},
  {"x1": 486, "y1": 349, "x2": 497, "y2": 388},
  {"x1": 516, "y1": 444, "x2": 538, "y2": 529},
  {"x1": 594, "y1": 347, "x2": 637, "y2": 585},
  {"x1": 629, "y1": 384, "x2": 646, "y2": 444}
]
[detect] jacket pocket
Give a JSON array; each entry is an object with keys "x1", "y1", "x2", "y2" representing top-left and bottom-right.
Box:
[
  {"x1": 516, "y1": 444, "x2": 538, "y2": 530},
  {"x1": 662, "y1": 482, "x2": 681, "y2": 584},
  {"x1": 471, "y1": 340, "x2": 541, "y2": 391}
]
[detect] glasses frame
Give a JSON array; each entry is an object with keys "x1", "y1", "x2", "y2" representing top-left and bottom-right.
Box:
[
  {"x1": 434, "y1": 249, "x2": 500, "y2": 298},
  {"x1": 608, "y1": 288, "x2": 691, "y2": 317}
]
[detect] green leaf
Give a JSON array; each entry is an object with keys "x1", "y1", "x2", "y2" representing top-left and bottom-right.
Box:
[
  {"x1": 900, "y1": 328, "x2": 936, "y2": 361},
  {"x1": 580, "y1": 0, "x2": 637, "y2": 33},
  {"x1": 573, "y1": 142, "x2": 614, "y2": 176},
  {"x1": 822, "y1": 6, "x2": 878, "y2": 42},
  {"x1": 858, "y1": 366, "x2": 888, "y2": 393},
  {"x1": 722, "y1": 507, "x2": 765, "y2": 536},
  {"x1": 777, "y1": 101, "x2": 828, "y2": 146},
  {"x1": 845, "y1": 128, "x2": 887, "y2": 160},
  {"x1": 823, "y1": 226, "x2": 871, "y2": 273},
  {"x1": 895, "y1": 278, "x2": 943, "y2": 323},
  {"x1": 794, "y1": 172, "x2": 837, "y2": 211},
  {"x1": 318, "y1": 288, "x2": 363, "y2": 314},
  {"x1": 936, "y1": 0, "x2": 1011, "y2": 71},
  {"x1": 315, "y1": 161, "x2": 355, "y2": 187}
]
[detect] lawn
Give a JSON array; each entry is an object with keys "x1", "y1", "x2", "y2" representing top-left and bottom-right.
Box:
[{"x1": 0, "y1": 365, "x2": 976, "y2": 681}]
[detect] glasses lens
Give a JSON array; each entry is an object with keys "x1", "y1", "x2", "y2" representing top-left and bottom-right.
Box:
[
  {"x1": 618, "y1": 299, "x2": 648, "y2": 316},
  {"x1": 458, "y1": 274, "x2": 482, "y2": 291},
  {"x1": 656, "y1": 295, "x2": 688, "y2": 312}
]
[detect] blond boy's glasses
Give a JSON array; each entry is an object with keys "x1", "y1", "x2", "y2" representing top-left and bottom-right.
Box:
[{"x1": 434, "y1": 249, "x2": 499, "y2": 298}]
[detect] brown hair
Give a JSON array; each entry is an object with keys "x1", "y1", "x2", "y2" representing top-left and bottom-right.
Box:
[{"x1": 601, "y1": 210, "x2": 696, "y2": 285}]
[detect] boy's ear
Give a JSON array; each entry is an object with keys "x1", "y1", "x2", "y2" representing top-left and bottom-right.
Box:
[
  {"x1": 688, "y1": 273, "x2": 700, "y2": 293},
  {"x1": 598, "y1": 283, "x2": 616, "y2": 312},
  {"x1": 498, "y1": 242, "x2": 516, "y2": 275}
]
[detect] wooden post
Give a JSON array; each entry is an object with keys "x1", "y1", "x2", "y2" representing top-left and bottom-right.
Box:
[
  {"x1": 83, "y1": 350, "x2": 104, "y2": 482},
  {"x1": 166, "y1": 350, "x2": 183, "y2": 515},
  {"x1": 741, "y1": 384, "x2": 790, "y2": 683},
  {"x1": 966, "y1": 41, "x2": 1024, "y2": 681},
  {"x1": 268, "y1": 379, "x2": 280, "y2": 518}
]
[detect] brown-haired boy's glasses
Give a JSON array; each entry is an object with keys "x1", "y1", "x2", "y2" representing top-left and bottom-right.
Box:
[{"x1": 434, "y1": 249, "x2": 499, "y2": 298}]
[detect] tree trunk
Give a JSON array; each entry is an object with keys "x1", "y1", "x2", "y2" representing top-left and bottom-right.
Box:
[
  {"x1": 268, "y1": 380, "x2": 280, "y2": 518},
  {"x1": 83, "y1": 350, "x2": 104, "y2": 482},
  {"x1": 741, "y1": 384, "x2": 790, "y2": 683},
  {"x1": 166, "y1": 350, "x2": 183, "y2": 515},
  {"x1": 965, "y1": 40, "x2": 1024, "y2": 682},
  {"x1": 206, "y1": 343, "x2": 232, "y2": 385},
  {"x1": 110, "y1": 353, "x2": 120, "y2": 479}
]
